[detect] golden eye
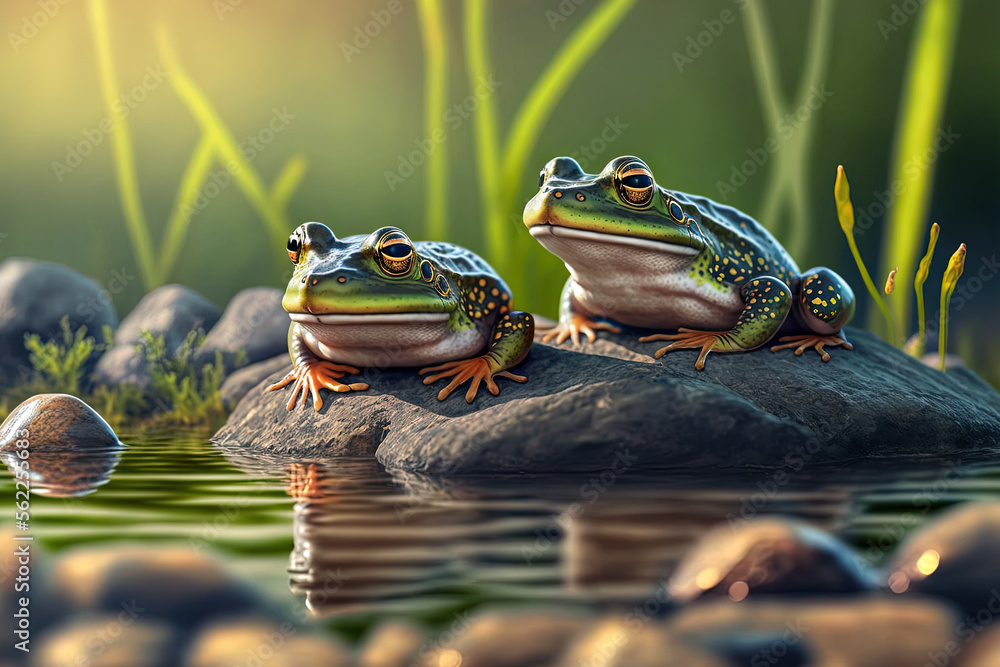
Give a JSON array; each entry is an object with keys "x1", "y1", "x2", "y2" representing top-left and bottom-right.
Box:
[
  {"x1": 615, "y1": 161, "x2": 654, "y2": 208},
  {"x1": 376, "y1": 231, "x2": 414, "y2": 276}
]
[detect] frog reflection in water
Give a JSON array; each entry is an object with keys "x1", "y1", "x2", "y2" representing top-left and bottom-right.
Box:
[
  {"x1": 268, "y1": 223, "x2": 533, "y2": 410},
  {"x1": 523, "y1": 156, "x2": 855, "y2": 369}
]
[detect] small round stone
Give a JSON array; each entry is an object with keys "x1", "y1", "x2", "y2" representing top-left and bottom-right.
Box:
[
  {"x1": 0, "y1": 394, "x2": 120, "y2": 452},
  {"x1": 885, "y1": 501, "x2": 1000, "y2": 615},
  {"x1": 669, "y1": 519, "x2": 876, "y2": 602}
]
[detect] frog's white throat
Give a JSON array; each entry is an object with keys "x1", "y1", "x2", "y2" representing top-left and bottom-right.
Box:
[
  {"x1": 530, "y1": 223, "x2": 742, "y2": 330},
  {"x1": 289, "y1": 311, "x2": 484, "y2": 367}
]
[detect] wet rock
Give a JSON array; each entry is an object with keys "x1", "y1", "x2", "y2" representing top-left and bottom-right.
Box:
[
  {"x1": 50, "y1": 545, "x2": 258, "y2": 628},
  {"x1": 419, "y1": 610, "x2": 588, "y2": 667},
  {"x1": 33, "y1": 616, "x2": 179, "y2": 667},
  {"x1": 671, "y1": 596, "x2": 957, "y2": 667},
  {"x1": 669, "y1": 518, "x2": 877, "y2": 602},
  {"x1": 183, "y1": 617, "x2": 350, "y2": 667},
  {"x1": 357, "y1": 620, "x2": 426, "y2": 667},
  {"x1": 0, "y1": 394, "x2": 120, "y2": 452},
  {"x1": 219, "y1": 355, "x2": 290, "y2": 409},
  {"x1": 884, "y1": 501, "x2": 1000, "y2": 616},
  {"x1": 558, "y1": 617, "x2": 726, "y2": 667},
  {"x1": 93, "y1": 284, "x2": 221, "y2": 387},
  {"x1": 0, "y1": 257, "x2": 118, "y2": 388},
  {"x1": 196, "y1": 287, "x2": 290, "y2": 373},
  {"x1": 215, "y1": 328, "x2": 1000, "y2": 472}
]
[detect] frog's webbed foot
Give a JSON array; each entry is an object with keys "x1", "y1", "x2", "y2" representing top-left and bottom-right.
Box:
[
  {"x1": 541, "y1": 313, "x2": 621, "y2": 346},
  {"x1": 769, "y1": 334, "x2": 853, "y2": 362},
  {"x1": 419, "y1": 356, "x2": 526, "y2": 403},
  {"x1": 639, "y1": 328, "x2": 736, "y2": 370},
  {"x1": 267, "y1": 359, "x2": 369, "y2": 412}
]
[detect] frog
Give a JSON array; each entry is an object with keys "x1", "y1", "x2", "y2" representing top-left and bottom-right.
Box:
[
  {"x1": 268, "y1": 222, "x2": 533, "y2": 411},
  {"x1": 523, "y1": 155, "x2": 855, "y2": 369}
]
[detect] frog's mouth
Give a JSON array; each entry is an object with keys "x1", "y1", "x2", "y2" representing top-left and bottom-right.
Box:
[
  {"x1": 530, "y1": 224, "x2": 699, "y2": 256},
  {"x1": 289, "y1": 312, "x2": 450, "y2": 325}
]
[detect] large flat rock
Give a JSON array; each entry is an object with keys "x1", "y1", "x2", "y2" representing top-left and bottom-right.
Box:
[{"x1": 213, "y1": 328, "x2": 1000, "y2": 473}]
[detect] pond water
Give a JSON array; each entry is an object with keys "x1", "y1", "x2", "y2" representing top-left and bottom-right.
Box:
[{"x1": 8, "y1": 432, "x2": 1000, "y2": 639}]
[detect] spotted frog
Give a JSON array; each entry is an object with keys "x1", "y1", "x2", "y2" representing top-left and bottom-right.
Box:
[
  {"x1": 523, "y1": 156, "x2": 854, "y2": 369},
  {"x1": 269, "y1": 223, "x2": 533, "y2": 410}
]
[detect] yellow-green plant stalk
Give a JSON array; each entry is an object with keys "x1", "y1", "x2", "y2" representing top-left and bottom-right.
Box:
[
  {"x1": 874, "y1": 0, "x2": 962, "y2": 338},
  {"x1": 910, "y1": 222, "x2": 940, "y2": 357},
  {"x1": 416, "y1": 0, "x2": 449, "y2": 239},
  {"x1": 938, "y1": 242, "x2": 966, "y2": 371},
  {"x1": 835, "y1": 166, "x2": 896, "y2": 344},
  {"x1": 86, "y1": 0, "x2": 157, "y2": 289}
]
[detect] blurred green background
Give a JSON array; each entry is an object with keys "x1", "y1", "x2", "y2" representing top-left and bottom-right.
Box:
[{"x1": 1, "y1": 0, "x2": 997, "y2": 370}]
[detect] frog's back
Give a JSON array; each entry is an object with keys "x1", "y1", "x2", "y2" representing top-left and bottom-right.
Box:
[{"x1": 674, "y1": 191, "x2": 800, "y2": 280}]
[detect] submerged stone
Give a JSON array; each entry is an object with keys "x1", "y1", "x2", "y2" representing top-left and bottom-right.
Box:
[
  {"x1": 215, "y1": 327, "x2": 1000, "y2": 473},
  {"x1": 884, "y1": 501, "x2": 1000, "y2": 616},
  {"x1": 0, "y1": 393, "x2": 119, "y2": 452},
  {"x1": 668, "y1": 518, "x2": 877, "y2": 602}
]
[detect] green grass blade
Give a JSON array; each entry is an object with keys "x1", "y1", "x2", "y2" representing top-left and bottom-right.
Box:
[
  {"x1": 268, "y1": 155, "x2": 309, "y2": 211},
  {"x1": 86, "y1": 0, "x2": 157, "y2": 289},
  {"x1": 499, "y1": 0, "x2": 638, "y2": 209},
  {"x1": 156, "y1": 27, "x2": 290, "y2": 251},
  {"x1": 873, "y1": 0, "x2": 962, "y2": 338},
  {"x1": 158, "y1": 134, "x2": 216, "y2": 283},
  {"x1": 416, "y1": 0, "x2": 450, "y2": 240},
  {"x1": 742, "y1": 0, "x2": 785, "y2": 127},
  {"x1": 464, "y1": 0, "x2": 504, "y2": 266}
]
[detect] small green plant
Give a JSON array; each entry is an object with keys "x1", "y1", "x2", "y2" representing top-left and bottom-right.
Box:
[
  {"x1": 907, "y1": 222, "x2": 941, "y2": 357},
  {"x1": 22, "y1": 316, "x2": 103, "y2": 396},
  {"x1": 140, "y1": 330, "x2": 227, "y2": 426}
]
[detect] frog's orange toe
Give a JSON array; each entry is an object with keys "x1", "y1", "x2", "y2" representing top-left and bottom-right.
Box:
[
  {"x1": 542, "y1": 314, "x2": 620, "y2": 346},
  {"x1": 769, "y1": 334, "x2": 853, "y2": 362},
  {"x1": 419, "y1": 357, "x2": 525, "y2": 403},
  {"x1": 268, "y1": 360, "x2": 368, "y2": 411},
  {"x1": 641, "y1": 329, "x2": 732, "y2": 370}
]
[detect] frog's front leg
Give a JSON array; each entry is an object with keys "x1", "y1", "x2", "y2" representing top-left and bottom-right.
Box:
[
  {"x1": 770, "y1": 267, "x2": 855, "y2": 362},
  {"x1": 420, "y1": 312, "x2": 534, "y2": 403},
  {"x1": 639, "y1": 277, "x2": 792, "y2": 370},
  {"x1": 542, "y1": 277, "x2": 621, "y2": 345},
  {"x1": 267, "y1": 323, "x2": 370, "y2": 412}
]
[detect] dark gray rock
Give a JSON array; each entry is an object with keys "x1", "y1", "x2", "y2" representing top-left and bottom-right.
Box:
[
  {"x1": 219, "y1": 354, "x2": 290, "y2": 409},
  {"x1": 214, "y1": 327, "x2": 1000, "y2": 473},
  {"x1": 668, "y1": 518, "x2": 877, "y2": 602},
  {"x1": 0, "y1": 258, "x2": 118, "y2": 388},
  {"x1": 884, "y1": 501, "x2": 1000, "y2": 616},
  {"x1": 670, "y1": 596, "x2": 958, "y2": 667},
  {"x1": 0, "y1": 394, "x2": 120, "y2": 452},
  {"x1": 196, "y1": 287, "x2": 290, "y2": 373},
  {"x1": 93, "y1": 284, "x2": 221, "y2": 387}
]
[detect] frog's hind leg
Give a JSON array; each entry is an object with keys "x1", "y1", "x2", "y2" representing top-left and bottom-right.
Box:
[
  {"x1": 541, "y1": 278, "x2": 620, "y2": 345},
  {"x1": 640, "y1": 276, "x2": 792, "y2": 370},
  {"x1": 420, "y1": 311, "x2": 534, "y2": 403},
  {"x1": 770, "y1": 267, "x2": 855, "y2": 362}
]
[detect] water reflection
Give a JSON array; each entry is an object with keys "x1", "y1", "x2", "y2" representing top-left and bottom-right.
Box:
[
  {"x1": 3, "y1": 448, "x2": 122, "y2": 497},
  {"x1": 215, "y1": 444, "x2": 1000, "y2": 620}
]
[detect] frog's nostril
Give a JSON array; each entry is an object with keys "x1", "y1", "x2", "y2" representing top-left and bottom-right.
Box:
[
  {"x1": 311, "y1": 278, "x2": 319, "y2": 286},
  {"x1": 337, "y1": 276, "x2": 347, "y2": 284}
]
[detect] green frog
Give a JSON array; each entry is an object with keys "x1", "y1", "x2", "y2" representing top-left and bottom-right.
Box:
[
  {"x1": 523, "y1": 156, "x2": 854, "y2": 369},
  {"x1": 268, "y1": 222, "x2": 533, "y2": 410}
]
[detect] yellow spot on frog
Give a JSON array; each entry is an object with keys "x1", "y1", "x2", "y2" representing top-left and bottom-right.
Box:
[
  {"x1": 729, "y1": 268, "x2": 737, "y2": 276},
  {"x1": 811, "y1": 297, "x2": 822, "y2": 305}
]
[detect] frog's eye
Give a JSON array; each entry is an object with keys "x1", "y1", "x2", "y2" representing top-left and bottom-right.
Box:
[
  {"x1": 614, "y1": 161, "x2": 655, "y2": 208},
  {"x1": 376, "y1": 230, "x2": 415, "y2": 276},
  {"x1": 287, "y1": 234, "x2": 301, "y2": 263}
]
